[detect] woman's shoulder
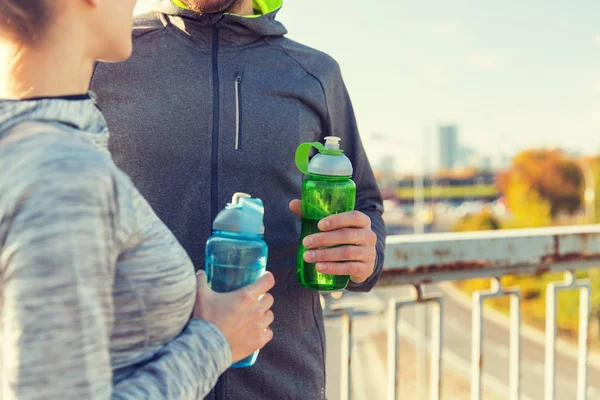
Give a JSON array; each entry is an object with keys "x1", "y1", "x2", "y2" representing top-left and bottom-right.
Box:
[
  {"x1": 0, "y1": 121, "x2": 119, "y2": 208},
  {"x1": 0, "y1": 121, "x2": 143, "y2": 259},
  {"x1": 2, "y1": 121, "x2": 111, "y2": 169}
]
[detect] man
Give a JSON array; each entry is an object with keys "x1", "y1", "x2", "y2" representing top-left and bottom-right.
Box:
[{"x1": 91, "y1": 0, "x2": 386, "y2": 398}]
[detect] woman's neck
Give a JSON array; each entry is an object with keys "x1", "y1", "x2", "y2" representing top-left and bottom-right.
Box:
[{"x1": 0, "y1": 39, "x2": 93, "y2": 100}]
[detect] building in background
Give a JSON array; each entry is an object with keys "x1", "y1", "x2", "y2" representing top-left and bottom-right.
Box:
[
  {"x1": 462, "y1": 151, "x2": 493, "y2": 171},
  {"x1": 378, "y1": 156, "x2": 395, "y2": 173},
  {"x1": 374, "y1": 156, "x2": 398, "y2": 199},
  {"x1": 438, "y1": 125, "x2": 459, "y2": 170}
]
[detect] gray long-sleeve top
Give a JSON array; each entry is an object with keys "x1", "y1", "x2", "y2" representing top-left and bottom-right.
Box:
[{"x1": 0, "y1": 96, "x2": 231, "y2": 399}]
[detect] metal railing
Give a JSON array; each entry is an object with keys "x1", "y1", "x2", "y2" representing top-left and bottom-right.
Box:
[{"x1": 325, "y1": 225, "x2": 600, "y2": 400}]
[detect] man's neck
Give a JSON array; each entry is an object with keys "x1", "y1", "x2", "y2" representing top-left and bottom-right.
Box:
[{"x1": 227, "y1": 0, "x2": 254, "y2": 16}]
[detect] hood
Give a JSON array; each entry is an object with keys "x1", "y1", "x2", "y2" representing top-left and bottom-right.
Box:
[
  {"x1": 153, "y1": 0, "x2": 287, "y2": 39},
  {"x1": 0, "y1": 94, "x2": 110, "y2": 150}
]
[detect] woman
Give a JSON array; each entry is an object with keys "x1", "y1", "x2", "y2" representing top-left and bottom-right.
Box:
[{"x1": 0, "y1": 1, "x2": 275, "y2": 399}]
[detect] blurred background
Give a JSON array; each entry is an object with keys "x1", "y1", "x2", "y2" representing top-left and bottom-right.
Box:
[{"x1": 133, "y1": 2, "x2": 600, "y2": 399}]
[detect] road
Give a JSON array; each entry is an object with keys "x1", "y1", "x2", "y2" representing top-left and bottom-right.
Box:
[{"x1": 325, "y1": 286, "x2": 600, "y2": 399}]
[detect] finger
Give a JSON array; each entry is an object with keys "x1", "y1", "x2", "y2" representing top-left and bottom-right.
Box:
[
  {"x1": 318, "y1": 210, "x2": 371, "y2": 231},
  {"x1": 242, "y1": 271, "x2": 275, "y2": 300},
  {"x1": 260, "y1": 328, "x2": 274, "y2": 348},
  {"x1": 304, "y1": 245, "x2": 373, "y2": 263},
  {"x1": 315, "y1": 261, "x2": 369, "y2": 277},
  {"x1": 303, "y1": 228, "x2": 371, "y2": 249},
  {"x1": 257, "y1": 293, "x2": 274, "y2": 312},
  {"x1": 259, "y1": 310, "x2": 275, "y2": 329},
  {"x1": 289, "y1": 199, "x2": 302, "y2": 218},
  {"x1": 195, "y1": 270, "x2": 210, "y2": 292}
]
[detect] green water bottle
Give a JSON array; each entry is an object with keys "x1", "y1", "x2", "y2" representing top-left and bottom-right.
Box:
[{"x1": 295, "y1": 136, "x2": 356, "y2": 291}]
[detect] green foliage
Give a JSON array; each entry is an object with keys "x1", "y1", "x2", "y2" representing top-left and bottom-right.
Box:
[
  {"x1": 504, "y1": 173, "x2": 552, "y2": 227},
  {"x1": 584, "y1": 156, "x2": 600, "y2": 224},
  {"x1": 453, "y1": 209, "x2": 501, "y2": 232}
]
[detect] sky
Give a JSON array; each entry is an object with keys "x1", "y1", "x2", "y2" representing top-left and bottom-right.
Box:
[{"x1": 134, "y1": 0, "x2": 600, "y2": 173}]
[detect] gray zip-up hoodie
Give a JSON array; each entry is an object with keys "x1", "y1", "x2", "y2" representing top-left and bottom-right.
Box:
[
  {"x1": 0, "y1": 97, "x2": 231, "y2": 399},
  {"x1": 91, "y1": 1, "x2": 386, "y2": 399}
]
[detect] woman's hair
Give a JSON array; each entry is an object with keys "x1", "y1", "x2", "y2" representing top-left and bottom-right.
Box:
[{"x1": 0, "y1": 0, "x2": 51, "y2": 44}]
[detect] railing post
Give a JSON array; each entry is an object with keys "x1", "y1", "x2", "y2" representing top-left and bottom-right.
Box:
[
  {"x1": 388, "y1": 287, "x2": 443, "y2": 400},
  {"x1": 415, "y1": 304, "x2": 428, "y2": 400},
  {"x1": 545, "y1": 271, "x2": 590, "y2": 400},
  {"x1": 340, "y1": 311, "x2": 353, "y2": 400},
  {"x1": 471, "y1": 290, "x2": 483, "y2": 400},
  {"x1": 510, "y1": 292, "x2": 521, "y2": 400},
  {"x1": 430, "y1": 299, "x2": 443, "y2": 400},
  {"x1": 545, "y1": 281, "x2": 557, "y2": 400},
  {"x1": 387, "y1": 299, "x2": 400, "y2": 400},
  {"x1": 578, "y1": 284, "x2": 591, "y2": 400},
  {"x1": 471, "y1": 278, "x2": 520, "y2": 400}
]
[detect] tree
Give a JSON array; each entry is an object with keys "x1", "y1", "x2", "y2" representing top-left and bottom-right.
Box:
[
  {"x1": 582, "y1": 156, "x2": 600, "y2": 224},
  {"x1": 503, "y1": 172, "x2": 552, "y2": 227},
  {"x1": 453, "y1": 209, "x2": 501, "y2": 232},
  {"x1": 498, "y1": 149, "x2": 584, "y2": 226}
]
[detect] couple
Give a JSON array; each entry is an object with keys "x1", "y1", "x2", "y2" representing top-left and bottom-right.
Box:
[{"x1": 0, "y1": 0, "x2": 385, "y2": 399}]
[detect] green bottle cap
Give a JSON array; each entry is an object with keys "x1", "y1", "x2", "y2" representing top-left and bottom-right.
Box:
[{"x1": 295, "y1": 136, "x2": 353, "y2": 177}]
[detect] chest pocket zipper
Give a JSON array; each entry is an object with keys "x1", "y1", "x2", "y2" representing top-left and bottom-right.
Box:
[{"x1": 234, "y1": 74, "x2": 243, "y2": 150}]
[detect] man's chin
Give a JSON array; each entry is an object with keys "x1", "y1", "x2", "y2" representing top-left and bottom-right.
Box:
[{"x1": 184, "y1": 0, "x2": 238, "y2": 13}]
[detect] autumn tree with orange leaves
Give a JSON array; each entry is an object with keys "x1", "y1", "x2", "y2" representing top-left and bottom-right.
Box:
[{"x1": 497, "y1": 149, "x2": 585, "y2": 227}]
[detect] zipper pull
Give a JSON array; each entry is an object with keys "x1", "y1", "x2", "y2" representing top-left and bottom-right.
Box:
[
  {"x1": 235, "y1": 74, "x2": 243, "y2": 150},
  {"x1": 211, "y1": 13, "x2": 224, "y2": 28}
]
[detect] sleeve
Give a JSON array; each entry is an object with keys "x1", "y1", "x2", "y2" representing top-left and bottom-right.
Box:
[
  {"x1": 320, "y1": 62, "x2": 387, "y2": 292},
  {"x1": 0, "y1": 163, "x2": 231, "y2": 400}
]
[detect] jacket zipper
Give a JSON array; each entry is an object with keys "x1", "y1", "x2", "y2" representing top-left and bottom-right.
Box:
[
  {"x1": 210, "y1": 22, "x2": 221, "y2": 227},
  {"x1": 211, "y1": 20, "x2": 225, "y2": 400},
  {"x1": 234, "y1": 74, "x2": 243, "y2": 150}
]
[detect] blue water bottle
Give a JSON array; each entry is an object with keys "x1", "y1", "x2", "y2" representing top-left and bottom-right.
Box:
[{"x1": 205, "y1": 192, "x2": 268, "y2": 368}]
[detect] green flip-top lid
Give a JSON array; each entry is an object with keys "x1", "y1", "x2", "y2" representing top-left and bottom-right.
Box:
[{"x1": 295, "y1": 136, "x2": 353, "y2": 177}]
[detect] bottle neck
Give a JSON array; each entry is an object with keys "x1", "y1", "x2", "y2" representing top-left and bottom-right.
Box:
[
  {"x1": 308, "y1": 173, "x2": 352, "y2": 182},
  {"x1": 214, "y1": 230, "x2": 263, "y2": 239}
]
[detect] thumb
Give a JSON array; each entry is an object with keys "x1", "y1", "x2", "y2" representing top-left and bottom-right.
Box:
[
  {"x1": 289, "y1": 199, "x2": 302, "y2": 218},
  {"x1": 196, "y1": 270, "x2": 211, "y2": 292},
  {"x1": 243, "y1": 271, "x2": 275, "y2": 299}
]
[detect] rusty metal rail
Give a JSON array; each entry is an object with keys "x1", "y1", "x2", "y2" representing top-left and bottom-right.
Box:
[
  {"x1": 379, "y1": 225, "x2": 600, "y2": 287},
  {"x1": 324, "y1": 225, "x2": 600, "y2": 400}
]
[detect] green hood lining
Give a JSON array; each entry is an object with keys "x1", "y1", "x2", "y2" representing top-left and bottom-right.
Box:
[{"x1": 170, "y1": 0, "x2": 282, "y2": 18}]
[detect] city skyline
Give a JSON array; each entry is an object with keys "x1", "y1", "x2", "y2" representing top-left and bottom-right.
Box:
[{"x1": 134, "y1": 1, "x2": 600, "y2": 173}]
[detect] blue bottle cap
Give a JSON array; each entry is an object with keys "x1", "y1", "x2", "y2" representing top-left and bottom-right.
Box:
[{"x1": 213, "y1": 192, "x2": 265, "y2": 235}]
